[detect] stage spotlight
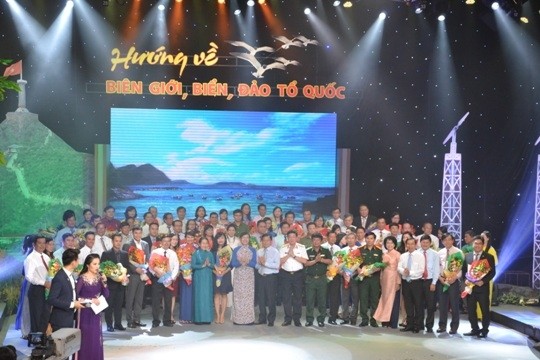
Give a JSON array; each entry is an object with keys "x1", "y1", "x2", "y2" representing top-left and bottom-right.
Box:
[
  {"x1": 217, "y1": 0, "x2": 225, "y2": 4},
  {"x1": 407, "y1": 0, "x2": 427, "y2": 14},
  {"x1": 258, "y1": 0, "x2": 265, "y2": 4},
  {"x1": 520, "y1": 16, "x2": 528, "y2": 23},
  {"x1": 333, "y1": 0, "x2": 341, "y2": 6},
  {"x1": 343, "y1": 1, "x2": 352, "y2": 7},
  {"x1": 234, "y1": 9, "x2": 241, "y2": 15},
  {"x1": 158, "y1": 4, "x2": 165, "y2": 10},
  {"x1": 66, "y1": 0, "x2": 74, "y2": 7},
  {"x1": 304, "y1": 7, "x2": 311, "y2": 14},
  {"x1": 379, "y1": 12, "x2": 387, "y2": 19},
  {"x1": 247, "y1": 0, "x2": 255, "y2": 6},
  {"x1": 492, "y1": 1, "x2": 500, "y2": 10},
  {"x1": 465, "y1": 0, "x2": 475, "y2": 4},
  {"x1": 438, "y1": 14, "x2": 446, "y2": 21}
]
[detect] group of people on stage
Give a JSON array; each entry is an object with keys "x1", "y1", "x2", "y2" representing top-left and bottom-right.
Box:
[{"x1": 15, "y1": 202, "x2": 499, "y2": 358}]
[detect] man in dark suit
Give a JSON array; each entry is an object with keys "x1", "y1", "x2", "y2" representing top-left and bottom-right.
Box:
[
  {"x1": 142, "y1": 223, "x2": 159, "y2": 250},
  {"x1": 47, "y1": 249, "x2": 84, "y2": 332},
  {"x1": 123, "y1": 227, "x2": 151, "y2": 328},
  {"x1": 102, "y1": 233, "x2": 130, "y2": 332},
  {"x1": 354, "y1": 204, "x2": 377, "y2": 231},
  {"x1": 463, "y1": 236, "x2": 496, "y2": 338}
]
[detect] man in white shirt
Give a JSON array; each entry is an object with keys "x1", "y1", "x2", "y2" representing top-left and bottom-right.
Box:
[
  {"x1": 120, "y1": 221, "x2": 133, "y2": 246},
  {"x1": 24, "y1": 236, "x2": 51, "y2": 333},
  {"x1": 175, "y1": 206, "x2": 187, "y2": 233},
  {"x1": 417, "y1": 235, "x2": 441, "y2": 333},
  {"x1": 141, "y1": 212, "x2": 156, "y2": 238},
  {"x1": 149, "y1": 235, "x2": 179, "y2": 328},
  {"x1": 252, "y1": 203, "x2": 268, "y2": 224},
  {"x1": 279, "y1": 231, "x2": 308, "y2": 327},
  {"x1": 159, "y1": 213, "x2": 175, "y2": 235},
  {"x1": 340, "y1": 233, "x2": 360, "y2": 325},
  {"x1": 78, "y1": 231, "x2": 96, "y2": 264},
  {"x1": 255, "y1": 234, "x2": 280, "y2": 326},
  {"x1": 322, "y1": 231, "x2": 341, "y2": 325},
  {"x1": 326, "y1": 207, "x2": 345, "y2": 231},
  {"x1": 398, "y1": 237, "x2": 425, "y2": 333},
  {"x1": 53, "y1": 233, "x2": 77, "y2": 260},
  {"x1": 372, "y1": 217, "x2": 391, "y2": 250},
  {"x1": 415, "y1": 222, "x2": 439, "y2": 250},
  {"x1": 437, "y1": 233, "x2": 463, "y2": 334},
  {"x1": 93, "y1": 223, "x2": 113, "y2": 256}
]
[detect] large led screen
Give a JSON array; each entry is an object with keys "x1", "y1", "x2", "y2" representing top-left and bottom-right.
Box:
[{"x1": 109, "y1": 108, "x2": 337, "y2": 218}]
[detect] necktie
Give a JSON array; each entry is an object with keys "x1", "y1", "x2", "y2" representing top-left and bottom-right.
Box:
[
  {"x1": 168, "y1": 226, "x2": 171, "y2": 234},
  {"x1": 41, "y1": 254, "x2": 49, "y2": 270},
  {"x1": 100, "y1": 236, "x2": 107, "y2": 251},
  {"x1": 164, "y1": 250, "x2": 168, "y2": 258},
  {"x1": 423, "y1": 250, "x2": 428, "y2": 279},
  {"x1": 115, "y1": 251, "x2": 121, "y2": 263},
  {"x1": 474, "y1": 253, "x2": 479, "y2": 262},
  {"x1": 406, "y1": 253, "x2": 412, "y2": 281}
]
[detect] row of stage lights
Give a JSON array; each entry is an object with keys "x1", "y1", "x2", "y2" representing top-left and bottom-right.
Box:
[{"x1": 39, "y1": 0, "x2": 533, "y2": 23}]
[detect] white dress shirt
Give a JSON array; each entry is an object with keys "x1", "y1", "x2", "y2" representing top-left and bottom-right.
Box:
[
  {"x1": 321, "y1": 243, "x2": 341, "y2": 257},
  {"x1": 149, "y1": 247, "x2": 179, "y2": 279},
  {"x1": 398, "y1": 251, "x2": 425, "y2": 281},
  {"x1": 438, "y1": 246, "x2": 463, "y2": 279},
  {"x1": 416, "y1": 248, "x2": 440, "y2": 285},
  {"x1": 78, "y1": 246, "x2": 94, "y2": 264},
  {"x1": 256, "y1": 247, "x2": 281, "y2": 275},
  {"x1": 24, "y1": 251, "x2": 50, "y2": 286},
  {"x1": 93, "y1": 235, "x2": 112, "y2": 256},
  {"x1": 280, "y1": 243, "x2": 308, "y2": 272}
]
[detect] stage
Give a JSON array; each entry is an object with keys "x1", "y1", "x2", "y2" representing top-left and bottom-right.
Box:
[{"x1": 4, "y1": 306, "x2": 540, "y2": 360}]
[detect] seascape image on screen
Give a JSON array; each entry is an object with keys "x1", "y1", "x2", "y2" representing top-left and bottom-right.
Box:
[{"x1": 109, "y1": 108, "x2": 337, "y2": 218}]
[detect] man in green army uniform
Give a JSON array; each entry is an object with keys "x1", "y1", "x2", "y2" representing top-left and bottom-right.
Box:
[
  {"x1": 299, "y1": 222, "x2": 317, "y2": 248},
  {"x1": 358, "y1": 232, "x2": 383, "y2": 327},
  {"x1": 304, "y1": 233, "x2": 332, "y2": 327}
]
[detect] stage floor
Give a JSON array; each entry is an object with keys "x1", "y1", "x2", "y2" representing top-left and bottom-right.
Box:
[
  {"x1": 494, "y1": 304, "x2": 540, "y2": 328},
  {"x1": 4, "y1": 307, "x2": 540, "y2": 360}
]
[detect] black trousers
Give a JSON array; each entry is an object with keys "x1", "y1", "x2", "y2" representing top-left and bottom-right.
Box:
[
  {"x1": 105, "y1": 284, "x2": 126, "y2": 327},
  {"x1": 467, "y1": 285, "x2": 491, "y2": 333},
  {"x1": 256, "y1": 272, "x2": 278, "y2": 323},
  {"x1": 420, "y1": 279, "x2": 436, "y2": 330},
  {"x1": 327, "y1": 275, "x2": 341, "y2": 321},
  {"x1": 402, "y1": 279, "x2": 423, "y2": 330},
  {"x1": 438, "y1": 281, "x2": 460, "y2": 331},
  {"x1": 280, "y1": 270, "x2": 304, "y2": 323},
  {"x1": 152, "y1": 282, "x2": 173, "y2": 324},
  {"x1": 28, "y1": 284, "x2": 49, "y2": 333}
]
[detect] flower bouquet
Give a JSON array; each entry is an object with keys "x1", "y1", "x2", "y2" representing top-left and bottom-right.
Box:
[
  {"x1": 100, "y1": 260, "x2": 128, "y2": 284},
  {"x1": 326, "y1": 250, "x2": 346, "y2": 282},
  {"x1": 461, "y1": 258, "x2": 492, "y2": 298},
  {"x1": 72, "y1": 264, "x2": 83, "y2": 280},
  {"x1": 37, "y1": 227, "x2": 57, "y2": 239},
  {"x1": 177, "y1": 244, "x2": 195, "y2": 285},
  {"x1": 149, "y1": 253, "x2": 174, "y2": 289},
  {"x1": 44, "y1": 258, "x2": 63, "y2": 298},
  {"x1": 128, "y1": 246, "x2": 151, "y2": 285},
  {"x1": 341, "y1": 249, "x2": 363, "y2": 289},
  {"x1": 357, "y1": 262, "x2": 387, "y2": 281},
  {"x1": 249, "y1": 236, "x2": 259, "y2": 249},
  {"x1": 441, "y1": 252, "x2": 464, "y2": 292},
  {"x1": 72, "y1": 229, "x2": 86, "y2": 249},
  {"x1": 215, "y1": 246, "x2": 232, "y2": 287}
]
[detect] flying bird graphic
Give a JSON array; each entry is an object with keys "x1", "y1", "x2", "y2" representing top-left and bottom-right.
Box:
[
  {"x1": 274, "y1": 57, "x2": 300, "y2": 66},
  {"x1": 226, "y1": 41, "x2": 275, "y2": 55},
  {"x1": 294, "y1": 35, "x2": 319, "y2": 46},
  {"x1": 273, "y1": 36, "x2": 303, "y2": 50},
  {"x1": 230, "y1": 52, "x2": 287, "y2": 78}
]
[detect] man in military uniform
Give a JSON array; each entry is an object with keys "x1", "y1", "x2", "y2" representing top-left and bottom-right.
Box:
[
  {"x1": 358, "y1": 232, "x2": 383, "y2": 327},
  {"x1": 304, "y1": 233, "x2": 332, "y2": 327}
]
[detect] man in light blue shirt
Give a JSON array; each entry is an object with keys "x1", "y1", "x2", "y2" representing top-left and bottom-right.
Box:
[
  {"x1": 255, "y1": 234, "x2": 280, "y2": 326},
  {"x1": 417, "y1": 234, "x2": 440, "y2": 333},
  {"x1": 53, "y1": 233, "x2": 77, "y2": 260},
  {"x1": 54, "y1": 210, "x2": 77, "y2": 249}
]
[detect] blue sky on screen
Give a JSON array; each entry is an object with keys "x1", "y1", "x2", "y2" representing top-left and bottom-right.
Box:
[{"x1": 111, "y1": 108, "x2": 337, "y2": 187}]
